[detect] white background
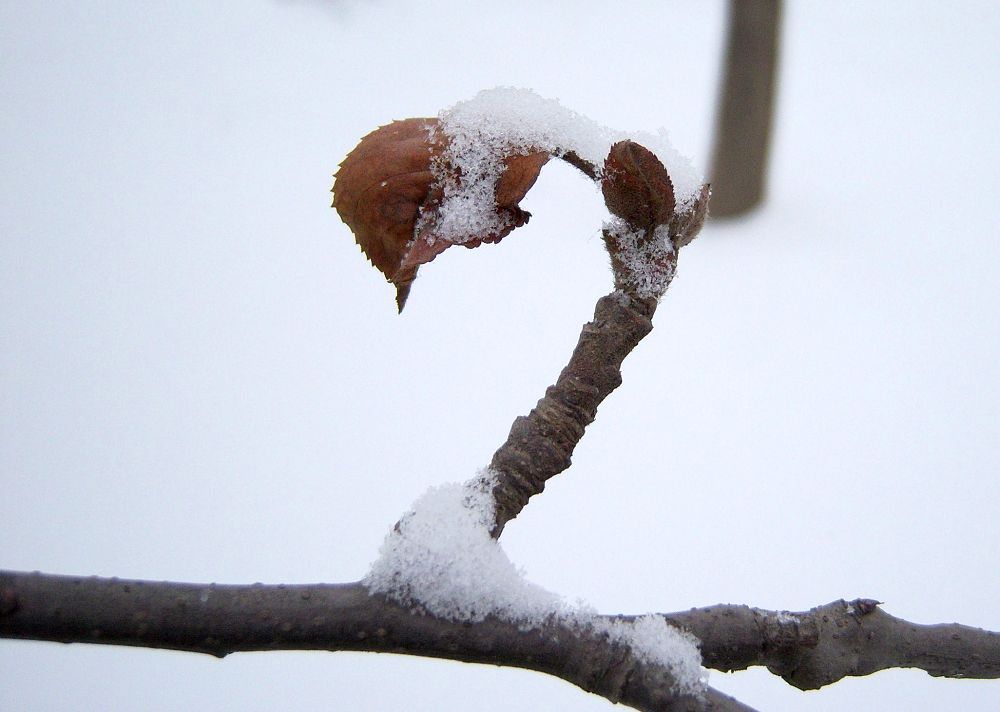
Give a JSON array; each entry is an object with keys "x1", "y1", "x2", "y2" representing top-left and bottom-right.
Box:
[{"x1": 3, "y1": 1, "x2": 999, "y2": 710}]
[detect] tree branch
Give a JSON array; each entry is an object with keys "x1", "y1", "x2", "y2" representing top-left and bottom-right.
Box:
[
  {"x1": 5, "y1": 572, "x2": 997, "y2": 707},
  {"x1": 486, "y1": 291, "x2": 658, "y2": 536},
  {"x1": 7, "y1": 90, "x2": 994, "y2": 706},
  {"x1": 0, "y1": 570, "x2": 753, "y2": 712},
  {"x1": 662, "y1": 599, "x2": 1000, "y2": 688},
  {"x1": 484, "y1": 143, "x2": 707, "y2": 538}
]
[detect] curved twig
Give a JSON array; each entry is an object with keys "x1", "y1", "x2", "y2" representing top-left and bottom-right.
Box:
[
  {"x1": 485, "y1": 291, "x2": 658, "y2": 536},
  {"x1": 484, "y1": 143, "x2": 708, "y2": 537}
]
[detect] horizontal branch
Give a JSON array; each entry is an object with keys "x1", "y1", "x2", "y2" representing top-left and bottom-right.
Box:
[
  {"x1": 6, "y1": 572, "x2": 998, "y2": 709},
  {"x1": 661, "y1": 599, "x2": 1000, "y2": 689},
  {"x1": 1, "y1": 570, "x2": 752, "y2": 712}
]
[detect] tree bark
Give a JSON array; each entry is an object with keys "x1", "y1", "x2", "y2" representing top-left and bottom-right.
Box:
[
  {"x1": 5, "y1": 571, "x2": 997, "y2": 707},
  {"x1": 486, "y1": 291, "x2": 657, "y2": 536},
  {"x1": 0, "y1": 571, "x2": 753, "y2": 712},
  {"x1": 651, "y1": 600, "x2": 1000, "y2": 688}
]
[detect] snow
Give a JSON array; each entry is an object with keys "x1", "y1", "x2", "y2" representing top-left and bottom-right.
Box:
[
  {"x1": 363, "y1": 475, "x2": 563, "y2": 625},
  {"x1": 595, "y1": 615, "x2": 706, "y2": 697},
  {"x1": 756, "y1": 608, "x2": 801, "y2": 625},
  {"x1": 425, "y1": 87, "x2": 701, "y2": 244},
  {"x1": 364, "y1": 470, "x2": 706, "y2": 695},
  {"x1": 604, "y1": 218, "x2": 676, "y2": 298}
]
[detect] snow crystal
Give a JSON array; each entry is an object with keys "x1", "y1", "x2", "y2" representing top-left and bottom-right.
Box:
[
  {"x1": 754, "y1": 607, "x2": 801, "y2": 625},
  {"x1": 604, "y1": 218, "x2": 676, "y2": 299},
  {"x1": 363, "y1": 470, "x2": 706, "y2": 695},
  {"x1": 363, "y1": 473, "x2": 563, "y2": 625},
  {"x1": 425, "y1": 87, "x2": 701, "y2": 244},
  {"x1": 594, "y1": 615, "x2": 707, "y2": 697}
]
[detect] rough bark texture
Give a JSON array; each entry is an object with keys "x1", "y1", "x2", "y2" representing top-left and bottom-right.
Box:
[
  {"x1": 650, "y1": 600, "x2": 1000, "y2": 688},
  {"x1": 708, "y1": 0, "x2": 781, "y2": 217},
  {"x1": 486, "y1": 291, "x2": 657, "y2": 536}
]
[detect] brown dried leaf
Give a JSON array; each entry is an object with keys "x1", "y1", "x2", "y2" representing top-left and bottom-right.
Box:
[
  {"x1": 333, "y1": 121, "x2": 548, "y2": 311},
  {"x1": 496, "y1": 152, "x2": 550, "y2": 213},
  {"x1": 332, "y1": 118, "x2": 440, "y2": 310},
  {"x1": 601, "y1": 141, "x2": 676, "y2": 232},
  {"x1": 405, "y1": 150, "x2": 549, "y2": 257}
]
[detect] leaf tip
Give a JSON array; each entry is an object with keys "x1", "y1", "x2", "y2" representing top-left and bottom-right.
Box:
[{"x1": 395, "y1": 284, "x2": 411, "y2": 313}]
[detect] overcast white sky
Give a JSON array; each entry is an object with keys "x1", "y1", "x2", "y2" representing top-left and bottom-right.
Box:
[{"x1": 3, "y1": 1, "x2": 999, "y2": 710}]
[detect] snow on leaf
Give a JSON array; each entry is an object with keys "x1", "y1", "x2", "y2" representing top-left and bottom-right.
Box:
[
  {"x1": 332, "y1": 88, "x2": 705, "y2": 311},
  {"x1": 332, "y1": 118, "x2": 547, "y2": 311}
]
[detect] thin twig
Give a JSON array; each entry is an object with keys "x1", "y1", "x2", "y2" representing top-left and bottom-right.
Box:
[{"x1": 485, "y1": 291, "x2": 657, "y2": 536}]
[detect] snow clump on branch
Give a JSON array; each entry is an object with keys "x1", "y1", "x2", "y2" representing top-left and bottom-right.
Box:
[
  {"x1": 363, "y1": 471, "x2": 706, "y2": 696},
  {"x1": 363, "y1": 476, "x2": 562, "y2": 625}
]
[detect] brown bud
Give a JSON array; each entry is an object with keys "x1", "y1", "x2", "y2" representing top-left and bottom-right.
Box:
[
  {"x1": 669, "y1": 183, "x2": 711, "y2": 248},
  {"x1": 601, "y1": 141, "x2": 676, "y2": 232}
]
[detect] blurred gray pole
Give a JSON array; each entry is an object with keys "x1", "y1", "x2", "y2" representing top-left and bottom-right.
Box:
[{"x1": 708, "y1": 0, "x2": 782, "y2": 218}]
